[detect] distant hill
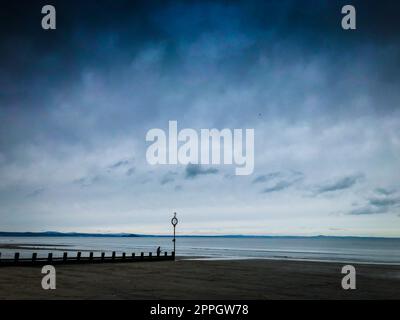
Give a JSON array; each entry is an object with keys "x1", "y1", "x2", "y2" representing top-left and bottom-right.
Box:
[
  {"x1": 0, "y1": 231, "x2": 397, "y2": 239},
  {"x1": 0, "y1": 231, "x2": 141, "y2": 237}
]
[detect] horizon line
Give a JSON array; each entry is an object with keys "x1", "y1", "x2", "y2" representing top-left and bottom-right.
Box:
[{"x1": 0, "y1": 231, "x2": 399, "y2": 239}]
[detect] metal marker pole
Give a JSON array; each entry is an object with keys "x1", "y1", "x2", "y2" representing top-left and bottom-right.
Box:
[{"x1": 171, "y1": 212, "x2": 178, "y2": 260}]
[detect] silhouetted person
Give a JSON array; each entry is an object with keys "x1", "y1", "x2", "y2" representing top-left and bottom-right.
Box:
[{"x1": 157, "y1": 246, "x2": 161, "y2": 256}]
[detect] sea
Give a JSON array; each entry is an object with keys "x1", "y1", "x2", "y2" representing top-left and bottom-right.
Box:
[{"x1": 0, "y1": 236, "x2": 400, "y2": 264}]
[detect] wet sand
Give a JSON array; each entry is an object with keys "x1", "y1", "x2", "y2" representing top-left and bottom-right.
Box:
[{"x1": 0, "y1": 259, "x2": 399, "y2": 299}]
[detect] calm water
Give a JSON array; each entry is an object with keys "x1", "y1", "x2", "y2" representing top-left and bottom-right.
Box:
[{"x1": 0, "y1": 236, "x2": 400, "y2": 264}]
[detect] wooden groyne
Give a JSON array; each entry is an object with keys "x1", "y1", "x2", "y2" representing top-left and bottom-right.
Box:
[{"x1": 0, "y1": 251, "x2": 175, "y2": 267}]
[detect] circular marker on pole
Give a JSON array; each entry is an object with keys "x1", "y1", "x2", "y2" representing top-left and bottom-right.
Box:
[
  {"x1": 171, "y1": 212, "x2": 178, "y2": 259},
  {"x1": 171, "y1": 212, "x2": 178, "y2": 227}
]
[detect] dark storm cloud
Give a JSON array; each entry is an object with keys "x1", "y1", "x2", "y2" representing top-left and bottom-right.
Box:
[
  {"x1": 316, "y1": 174, "x2": 363, "y2": 194},
  {"x1": 0, "y1": 0, "x2": 170, "y2": 159},
  {"x1": 0, "y1": 0, "x2": 166, "y2": 97},
  {"x1": 0, "y1": 0, "x2": 399, "y2": 162},
  {"x1": 185, "y1": 164, "x2": 218, "y2": 179},
  {"x1": 1, "y1": 0, "x2": 399, "y2": 106},
  {"x1": 1, "y1": 1, "x2": 400, "y2": 233}
]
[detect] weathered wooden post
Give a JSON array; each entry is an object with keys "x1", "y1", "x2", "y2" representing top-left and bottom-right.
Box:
[
  {"x1": 122, "y1": 252, "x2": 126, "y2": 260},
  {"x1": 63, "y1": 252, "x2": 68, "y2": 262},
  {"x1": 48, "y1": 252, "x2": 52, "y2": 262},
  {"x1": 89, "y1": 252, "x2": 93, "y2": 261},
  {"x1": 132, "y1": 252, "x2": 135, "y2": 260},
  {"x1": 77, "y1": 252, "x2": 81, "y2": 261},
  {"x1": 164, "y1": 252, "x2": 168, "y2": 257},
  {"x1": 101, "y1": 252, "x2": 105, "y2": 262},
  {"x1": 140, "y1": 252, "x2": 144, "y2": 259},
  {"x1": 149, "y1": 252, "x2": 152, "y2": 259},
  {"x1": 32, "y1": 252, "x2": 37, "y2": 263},
  {"x1": 112, "y1": 251, "x2": 116, "y2": 261},
  {"x1": 171, "y1": 212, "x2": 178, "y2": 260},
  {"x1": 14, "y1": 252, "x2": 20, "y2": 264}
]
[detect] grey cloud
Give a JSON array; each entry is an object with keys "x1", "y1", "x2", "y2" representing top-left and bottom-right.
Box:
[
  {"x1": 290, "y1": 170, "x2": 304, "y2": 178},
  {"x1": 375, "y1": 188, "x2": 396, "y2": 196},
  {"x1": 257, "y1": 170, "x2": 303, "y2": 193},
  {"x1": 161, "y1": 176, "x2": 174, "y2": 185},
  {"x1": 316, "y1": 174, "x2": 363, "y2": 194},
  {"x1": 185, "y1": 164, "x2": 218, "y2": 179},
  {"x1": 348, "y1": 206, "x2": 388, "y2": 215},
  {"x1": 108, "y1": 160, "x2": 130, "y2": 169},
  {"x1": 348, "y1": 194, "x2": 400, "y2": 216},
  {"x1": 160, "y1": 171, "x2": 178, "y2": 185},
  {"x1": 1, "y1": 0, "x2": 400, "y2": 163},
  {"x1": 224, "y1": 173, "x2": 235, "y2": 179},
  {"x1": 369, "y1": 197, "x2": 400, "y2": 207},
  {"x1": 26, "y1": 188, "x2": 45, "y2": 198},
  {"x1": 262, "y1": 180, "x2": 294, "y2": 193},
  {"x1": 139, "y1": 177, "x2": 151, "y2": 185},
  {"x1": 0, "y1": 1, "x2": 399, "y2": 234},
  {"x1": 126, "y1": 167, "x2": 136, "y2": 176},
  {"x1": 73, "y1": 176, "x2": 100, "y2": 187},
  {"x1": 252, "y1": 172, "x2": 281, "y2": 184}
]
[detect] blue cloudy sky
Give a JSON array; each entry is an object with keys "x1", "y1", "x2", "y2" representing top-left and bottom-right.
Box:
[{"x1": 0, "y1": 0, "x2": 399, "y2": 236}]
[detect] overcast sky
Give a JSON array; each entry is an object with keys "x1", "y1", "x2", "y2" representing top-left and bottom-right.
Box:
[{"x1": 0, "y1": 0, "x2": 399, "y2": 236}]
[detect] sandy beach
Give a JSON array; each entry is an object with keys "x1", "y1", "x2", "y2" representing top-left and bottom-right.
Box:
[{"x1": 0, "y1": 259, "x2": 399, "y2": 300}]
